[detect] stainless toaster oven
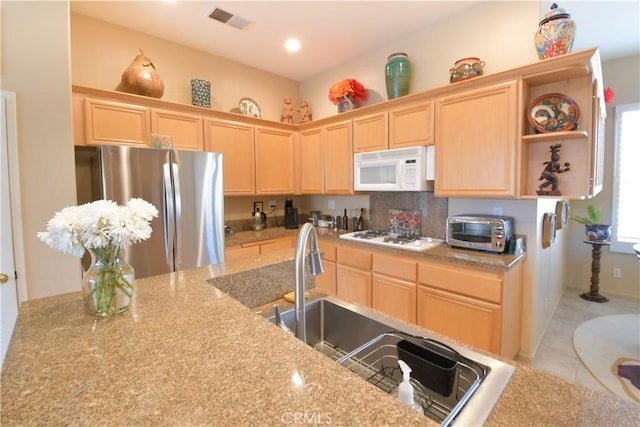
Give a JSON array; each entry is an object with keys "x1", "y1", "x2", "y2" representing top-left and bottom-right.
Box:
[{"x1": 446, "y1": 215, "x2": 514, "y2": 253}]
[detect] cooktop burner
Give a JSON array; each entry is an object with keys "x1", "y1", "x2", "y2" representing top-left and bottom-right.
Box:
[{"x1": 339, "y1": 230, "x2": 444, "y2": 252}]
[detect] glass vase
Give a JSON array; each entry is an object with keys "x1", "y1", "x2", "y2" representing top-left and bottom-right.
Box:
[{"x1": 83, "y1": 247, "x2": 135, "y2": 317}]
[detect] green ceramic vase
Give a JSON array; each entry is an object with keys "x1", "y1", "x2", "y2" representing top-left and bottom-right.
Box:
[{"x1": 385, "y1": 53, "x2": 411, "y2": 100}]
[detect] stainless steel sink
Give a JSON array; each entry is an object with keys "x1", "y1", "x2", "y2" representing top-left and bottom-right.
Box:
[
  {"x1": 270, "y1": 297, "x2": 392, "y2": 359},
  {"x1": 267, "y1": 296, "x2": 515, "y2": 426}
]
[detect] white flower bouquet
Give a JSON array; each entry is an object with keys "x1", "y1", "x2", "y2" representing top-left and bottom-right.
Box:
[{"x1": 38, "y1": 198, "x2": 158, "y2": 316}]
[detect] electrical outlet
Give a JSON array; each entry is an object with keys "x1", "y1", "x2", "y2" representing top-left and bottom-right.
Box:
[
  {"x1": 268, "y1": 200, "x2": 276, "y2": 209},
  {"x1": 328, "y1": 199, "x2": 336, "y2": 210},
  {"x1": 613, "y1": 267, "x2": 622, "y2": 278},
  {"x1": 493, "y1": 207, "x2": 503, "y2": 216}
]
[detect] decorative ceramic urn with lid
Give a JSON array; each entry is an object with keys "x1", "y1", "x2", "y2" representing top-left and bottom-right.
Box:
[{"x1": 535, "y1": 3, "x2": 576, "y2": 60}]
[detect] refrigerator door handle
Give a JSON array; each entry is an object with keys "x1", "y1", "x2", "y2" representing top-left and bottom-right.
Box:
[
  {"x1": 163, "y1": 163, "x2": 175, "y2": 269},
  {"x1": 171, "y1": 162, "x2": 182, "y2": 266}
]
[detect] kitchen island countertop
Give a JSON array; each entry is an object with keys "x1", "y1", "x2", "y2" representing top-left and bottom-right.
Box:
[{"x1": 1, "y1": 252, "x2": 638, "y2": 426}]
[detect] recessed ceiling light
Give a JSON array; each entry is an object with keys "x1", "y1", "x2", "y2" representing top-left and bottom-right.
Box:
[{"x1": 285, "y1": 38, "x2": 301, "y2": 52}]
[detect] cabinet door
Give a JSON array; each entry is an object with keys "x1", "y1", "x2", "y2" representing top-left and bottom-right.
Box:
[
  {"x1": 317, "y1": 240, "x2": 337, "y2": 294},
  {"x1": 299, "y1": 127, "x2": 324, "y2": 194},
  {"x1": 417, "y1": 285, "x2": 502, "y2": 355},
  {"x1": 336, "y1": 264, "x2": 371, "y2": 307},
  {"x1": 255, "y1": 127, "x2": 295, "y2": 194},
  {"x1": 204, "y1": 118, "x2": 255, "y2": 195},
  {"x1": 372, "y1": 274, "x2": 416, "y2": 323},
  {"x1": 151, "y1": 109, "x2": 203, "y2": 151},
  {"x1": 84, "y1": 98, "x2": 150, "y2": 146},
  {"x1": 435, "y1": 81, "x2": 517, "y2": 197},
  {"x1": 353, "y1": 112, "x2": 388, "y2": 153},
  {"x1": 324, "y1": 121, "x2": 354, "y2": 194},
  {"x1": 316, "y1": 260, "x2": 336, "y2": 295},
  {"x1": 389, "y1": 100, "x2": 435, "y2": 148}
]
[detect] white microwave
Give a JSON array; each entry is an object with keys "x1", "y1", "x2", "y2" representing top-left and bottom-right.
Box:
[{"x1": 354, "y1": 145, "x2": 435, "y2": 192}]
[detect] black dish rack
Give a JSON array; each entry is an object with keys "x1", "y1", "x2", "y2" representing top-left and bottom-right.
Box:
[{"x1": 336, "y1": 331, "x2": 489, "y2": 426}]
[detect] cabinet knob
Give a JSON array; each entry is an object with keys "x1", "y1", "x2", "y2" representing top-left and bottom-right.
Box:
[{"x1": 0, "y1": 273, "x2": 9, "y2": 284}]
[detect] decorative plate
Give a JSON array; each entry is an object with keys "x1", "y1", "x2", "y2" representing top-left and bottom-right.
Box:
[
  {"x1": 528, "y1": 93, "x2": 580, "y2": 133},
  {"x1": 239, "y1": 97, "x2": 262, "y2": 118}
]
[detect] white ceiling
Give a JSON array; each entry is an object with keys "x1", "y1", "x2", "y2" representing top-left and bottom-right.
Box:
[{"x1": 70, "y1": 1, "x2": 640, "y2": 82}]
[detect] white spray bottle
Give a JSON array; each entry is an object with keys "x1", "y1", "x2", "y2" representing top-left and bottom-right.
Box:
[{"x1": 396, "y1": 359, "x2": 424, "y2": 415}]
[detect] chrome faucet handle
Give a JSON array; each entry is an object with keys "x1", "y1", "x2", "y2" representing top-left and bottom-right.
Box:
[{"x1": 273, "y1": 304, "x2": 293, "y2": 335}]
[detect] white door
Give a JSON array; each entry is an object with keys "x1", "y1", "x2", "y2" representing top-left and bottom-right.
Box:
[{"x1": 1, "y1": 91, "x2": 20, "y2": 367}]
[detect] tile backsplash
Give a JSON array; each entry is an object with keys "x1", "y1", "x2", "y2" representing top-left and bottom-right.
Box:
[{"x1": 369, "y1": 192, "x2": 448, "y2": 239}]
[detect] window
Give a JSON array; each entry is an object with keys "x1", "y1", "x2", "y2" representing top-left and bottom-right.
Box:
[{"x1": 611, "y1": 102, "x2": 640, "y2": 253}]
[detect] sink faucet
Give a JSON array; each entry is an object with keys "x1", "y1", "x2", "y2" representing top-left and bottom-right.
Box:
[{"x1": 294, "y1": 222, "x2": 324, "y2": 343}]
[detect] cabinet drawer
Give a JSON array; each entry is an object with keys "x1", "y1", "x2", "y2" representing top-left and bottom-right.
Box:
[
  {"x1": 372, "y1": 253, "x2": 417, "y2": 281},
  {"x1": 337, "y1": 246, "x2": 372, "y2": 270},
  {"x1": 418, "y1": 261, "x2": 502, "y2": 304},
  {"x1": 225, "y1": 245, "x2": 260, "y2": 261},
  {"x1": 260, "y1": 238, "x2": 294, "y2": 254}
]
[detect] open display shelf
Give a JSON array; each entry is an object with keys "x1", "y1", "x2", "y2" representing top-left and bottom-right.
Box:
[{"x1": 518, "y1": 48, "x2": 604, "y2": 199}]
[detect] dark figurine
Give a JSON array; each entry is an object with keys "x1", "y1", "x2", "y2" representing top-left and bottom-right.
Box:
[{"x1": 537, "y1": 143, "x2": 570, "y2": 195}]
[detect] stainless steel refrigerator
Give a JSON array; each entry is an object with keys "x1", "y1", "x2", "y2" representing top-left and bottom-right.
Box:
[{"x1": 75, "y1": 144, "x2": 225, "y2": 278}]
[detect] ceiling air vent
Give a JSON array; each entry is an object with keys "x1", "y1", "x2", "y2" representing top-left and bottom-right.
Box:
[{"x1": 208, "y1": 7, "x2": 251, "y2": 30}]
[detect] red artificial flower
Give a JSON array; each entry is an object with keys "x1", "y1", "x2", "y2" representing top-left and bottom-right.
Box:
[
  {"x1": 604, "y1": 87, "x2": 615, "y2": 104},
  {"x1": 328, "y1": 78, "x2": 368, "y2": 104}
]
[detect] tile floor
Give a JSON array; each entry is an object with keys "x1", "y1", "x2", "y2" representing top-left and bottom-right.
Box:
[{"x1": 515, "y1": 287, "x2": 640, "y2": 396}]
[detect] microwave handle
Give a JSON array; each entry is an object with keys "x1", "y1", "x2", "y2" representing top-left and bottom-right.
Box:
[{"x1": 399, "y1": 162, "x2": 406, "y2": 185}]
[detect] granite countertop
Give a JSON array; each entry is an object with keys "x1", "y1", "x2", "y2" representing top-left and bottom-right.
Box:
[
  {"x1": 228, "y1": 226, "x2": 525, "y2": 271},
  {"x1": 2, "y1": 249, "x2": 638, "y2": 426}
]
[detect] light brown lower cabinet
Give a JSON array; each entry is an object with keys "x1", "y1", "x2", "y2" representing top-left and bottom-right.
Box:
[
  {"x1": 336, "y1": 264, "x2": 371, "y2": 306},
  {"x1": 336, "y1": 245, "x2": 372, "y2": 306},
  {"x1": 316, "y1": 240, "x2": 337, "y2": 295},
  {"x1": 417, "y1": 286, "x2": 502, "y2": 354},
  {"x1": 372, "y1": 253, "x2": 417, "y2": 323},
  {"x1": 416, "y1": 260, "x2": 524, "y2": 359},
  {"x1": 225, "y1": 236, "x2": 295, "y2": 261},
  {"x1": 372, "y1": 274, "x2": 416, "y2": 323}
]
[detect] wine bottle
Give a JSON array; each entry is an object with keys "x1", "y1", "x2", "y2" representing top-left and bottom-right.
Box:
[{"x1": 342, "y1": 209, "x2": 349, "y2": 231}]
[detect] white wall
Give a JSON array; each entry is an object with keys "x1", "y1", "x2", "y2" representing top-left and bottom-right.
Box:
[
  {"x1": 70, "y1": 13, "x2": 300, "y2": 123},
  {"x1": 300, "y1": 1, "x2": 540, "y2": 119},
  {"x1": 1, "y1": 1, "x2": 82, "y2": 299},
  {"x1": 565, "y1": 54, "x2": 640, "y2": 298}
]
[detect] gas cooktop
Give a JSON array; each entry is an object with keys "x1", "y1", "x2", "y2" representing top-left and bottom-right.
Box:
[{"x1": 339, "y1": 230, "x2": 444, "y2": 252}]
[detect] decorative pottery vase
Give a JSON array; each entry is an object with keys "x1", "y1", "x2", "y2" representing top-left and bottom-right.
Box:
[
  {"x1": 83, "y1": 247, "x2": 135, "y2": 317},
  {"x1": 337, "y1": 94, "x2": 356, "y2": 113},
  {"x1": 535, "y1": 3, "x2": 576, "y2": 60},
  {"x1": 117, "y1": 49, "x2": 165, "y2": 99},
  {"x1": 385, "y1": 52, "x2": 411, "y2": 99},
  {"x1": 449, "y1": 57, "x2": 486, "y2": 83},
  {"x1": 585, "y1": 224, "x2": 612, "y2": 242}
]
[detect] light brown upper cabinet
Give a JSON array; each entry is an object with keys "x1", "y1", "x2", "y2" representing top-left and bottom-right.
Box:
[
  {"x1": 299, "y1": 126, "x2": 324, "y2": 194},
  {"x1": 435, "y1": 80, "x2": 518, "y2": 198},
  {"x1": 323, "y1": 120, "x2": 354, "y2": 194},
  {"x1": 82, "y1": 97, "x2": 151, "y2": 147},
  {"x1": 353, "y1": 112, "x2": 388, "y2": 153},
  {"x1": 518, "y1": 48, "x2": 605, "y2": 199},
  {"x1": 254, "y1": 126, "x2": 295, "y2": 195},
  {"x1": 151, "y1": 108, "x2": 203, "y2": 151},
  {"x1": 299, "y1": 120, "x2": 354, "y2": 195},
  {"x1": 204, "y1": 118, "x2": 255, "y2": 196},
  {"x1": 80, "y1": 97, "x2": 204, "y2": 150},
  {"x1": 388, "y1": 100, "x2": 435, "y2": 148}
]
